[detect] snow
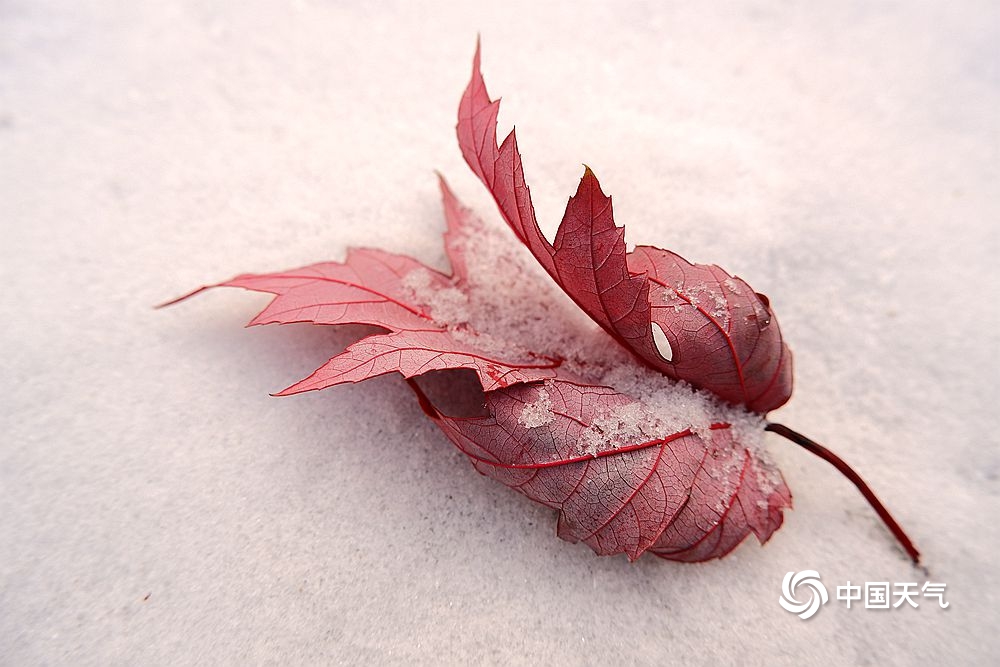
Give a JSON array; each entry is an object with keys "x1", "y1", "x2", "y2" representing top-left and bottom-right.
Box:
[
  {"x1": 517, "y1": 388, "x2": 554, "y2": 429},
  {"x1": 402, "y1": 267, "x2": 470, "y2": 326},
  {"x1": 447, "y1": 191, "x2": 599, "y2": 360},
  {"x1": 2, "y1": 1, "x2": 998, "y2": 665}
]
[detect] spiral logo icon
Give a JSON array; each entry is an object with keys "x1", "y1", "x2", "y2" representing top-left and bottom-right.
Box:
[{"x1": 779, "y1": 570, "x2": 829, "y2": 619}]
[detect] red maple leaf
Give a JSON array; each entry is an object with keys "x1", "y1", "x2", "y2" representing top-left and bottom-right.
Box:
[{"x1": 163, "y1": 42, "x2": 919, "y2": 564}]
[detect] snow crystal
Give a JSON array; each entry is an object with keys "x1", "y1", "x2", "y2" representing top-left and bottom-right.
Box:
[
  {"x1": 669, "y1": 281, "x2": 731, "y2": 327},
  {"x1": 710, "y1": 293, "x2": 730, "y2": 327},
  {"x1": 518, "y1": 387, "x2": 554, "y2": 429},
  {"x1": 682, "y1": 282, "x2": 702, "y2": 306},
  {"x1": 402, "y1": 267, "x2": 470, "y2": 325},
  {"x1": 577, "y1": 363, "x2": 767, "y2": 457},
  {"x1": 753, "y1": 450, "x2": 785, "y2": 497},
  {"x1": 578, "y1": 402, "x2": 649, "y2": 456}
]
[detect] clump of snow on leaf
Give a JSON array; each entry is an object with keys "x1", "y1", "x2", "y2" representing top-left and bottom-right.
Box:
[
  {"x1": 576, "y1": 364, "x2": 771, "y2": 475},
  {"x1": 599, "y1": 364, "x2": 766, "y2": 446},
  {"x1": 517, "y1": 387, "x2": 554, "y2": 429},
  {"x1": 402, "y1": 267, "x2": 470, "y2": 325}
]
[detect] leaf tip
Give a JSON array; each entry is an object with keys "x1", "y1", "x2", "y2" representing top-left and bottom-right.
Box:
[
  {"x1": 272, "y1": 380, "x2": 308, "y2": 397},
  {"x1": 436, "y1": 170, "x2": 456, "y2": 198},
  {"x1": 578, "y1": 164, "x2": 606, "y2": 195},
  {"x1": 155, "y1": 286, "x2": 209, "y2": 309}
]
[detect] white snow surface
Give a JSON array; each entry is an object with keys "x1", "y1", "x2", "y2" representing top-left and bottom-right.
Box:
[{"x1": 2, "y1": 1, "x2": 998, "y2": 664}]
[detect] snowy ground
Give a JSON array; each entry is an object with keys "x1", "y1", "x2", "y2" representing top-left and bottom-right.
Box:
[{"x1": 3, "y1": 1, "x2": 998, "y2": 664}]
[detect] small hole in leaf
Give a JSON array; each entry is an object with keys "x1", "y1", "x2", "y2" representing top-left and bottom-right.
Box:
[{"x1": 651, "y1": 322, "x2": 673, "y2": 362}]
